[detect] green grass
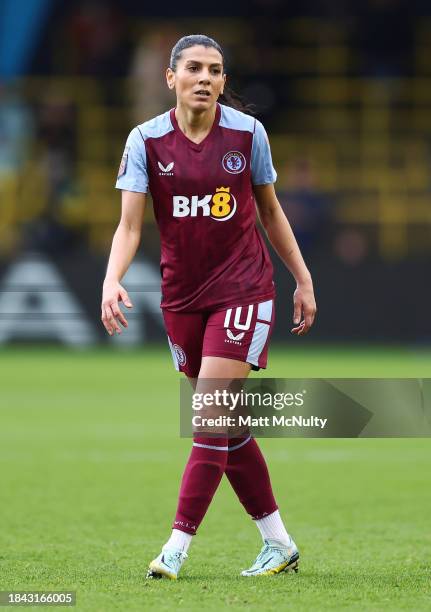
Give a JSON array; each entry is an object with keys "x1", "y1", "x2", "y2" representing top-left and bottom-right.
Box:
[{"x1": 0, "y1": 345, "x2": 430, "y2": 611}]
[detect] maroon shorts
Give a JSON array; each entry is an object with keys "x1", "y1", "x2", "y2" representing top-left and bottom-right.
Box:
[{"x1": 162, "y1": 299, "x2": 275, "y2": 378}]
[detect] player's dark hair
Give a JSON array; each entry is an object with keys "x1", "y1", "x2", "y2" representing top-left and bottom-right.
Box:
[{"x1": 169, "y1": 34, "x2": 255, "y2": 116}]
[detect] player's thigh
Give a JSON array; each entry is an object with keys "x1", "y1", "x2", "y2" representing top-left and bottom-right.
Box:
[
  {"x1": 199, "y1": 356, "x2": 251, "y2": 379},
  {"x1": 202, "y1": 299, "x2": 275, "y2": 373},
  {"x1": 162, "y1": 309, "x2": 206, "y2": 378},
  {"x1": 195, "y1": 357, "x2": 251, "y2": 437}
]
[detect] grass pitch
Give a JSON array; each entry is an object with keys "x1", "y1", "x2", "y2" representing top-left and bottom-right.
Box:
[{"x1": 0, "y1": 345, "x2": 430, "y2": 611}]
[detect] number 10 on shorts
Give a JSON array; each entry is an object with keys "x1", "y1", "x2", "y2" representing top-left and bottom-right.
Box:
[{"x1": 224, "y1": 305, "x2": 253, "y2": 331}]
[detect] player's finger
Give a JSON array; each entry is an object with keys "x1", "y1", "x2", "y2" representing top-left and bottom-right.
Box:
[
  {"x1": 101, "y1": 306, "x2": 113, "y2": 336},
  {"x1": 305, "y1": 311, "x2": 315, "y2": 329},
  {"x1": 305, "y1": 304, "x2": 317, "y2": 328},
  {"x1": 111, "y1": 303, "x2": 128, "y2": 328},
  {"x1": 293, "y1": 299, "x2": 302, "y2": 325},
  {"x1": 120, "y1": 290, "x2": 133, "y2": 308},
  {"x1": 298, "y1": 323, "x2": 310, "y2": 335},
  {"x1": 103, "y1": 306, "x2": 117, "y2": 335},
  {"x1": 105, "y1": 304, "x2": 122, "y2": 334},
  {"x1": 298, "y1": 315, "x2": 313, "y2": 335},
  {"x1": 300, "y1": 309, "x2": 315, "y2": 333},
  {"x1": 291, "y1": 321, "x2": 305, "y2": 334}
]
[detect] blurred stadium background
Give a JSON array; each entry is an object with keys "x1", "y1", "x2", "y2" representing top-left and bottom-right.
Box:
[
  {"x1": 1, "y1": 0, "x2": 430, "y2": 347},
  {"x1": 1, "y1": 2, "x2": 431, "y2": 609}
]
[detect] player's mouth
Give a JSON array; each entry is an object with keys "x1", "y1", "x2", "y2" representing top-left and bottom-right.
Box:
[{"x1": 194, "y1": 90, "x2": 211, "y2": 98}]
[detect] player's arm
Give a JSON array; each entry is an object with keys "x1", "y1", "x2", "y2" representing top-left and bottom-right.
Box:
[
  {"x1": 101, "y1": 190, "x2": 146, "y2": 336},
  {"x1": 253, "y1": 182, "x2": 316, "y2": 335}
]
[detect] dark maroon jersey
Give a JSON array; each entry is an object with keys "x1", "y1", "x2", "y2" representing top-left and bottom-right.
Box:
[{"x1": 116, "y1": 102, "x2": 277, "y2": 312}]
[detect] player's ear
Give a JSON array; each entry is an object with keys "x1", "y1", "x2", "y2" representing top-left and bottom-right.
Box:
[
  {"x1": 166, "y1": 67, "x2": 175, "y2": 90},
  {"x1": 220, "y1": 73, "x2": 226, "y2": 95}
]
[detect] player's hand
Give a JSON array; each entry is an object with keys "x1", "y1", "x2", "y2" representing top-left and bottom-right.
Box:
[
  {"x1": 291, "y1": 280, "x2": 316, "y2": 336},
  {"x1": 101, "y1": 279, "x2": 133, "y2": 336}
]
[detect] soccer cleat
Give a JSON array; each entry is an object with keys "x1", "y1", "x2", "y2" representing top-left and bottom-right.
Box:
[
  {"x1": 241, "y1": 537, "x2": 299, "y2": 577},
  {"x1": 146, "y1": 547, "x2": 188, "y2": 580}
]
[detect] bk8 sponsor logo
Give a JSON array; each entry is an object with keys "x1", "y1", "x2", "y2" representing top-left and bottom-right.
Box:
[{"x1": 173, "y1": 187, "x2": 236, "y2": 221}]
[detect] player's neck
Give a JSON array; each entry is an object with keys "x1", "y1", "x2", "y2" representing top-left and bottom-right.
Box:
[{"x1": 174, "y1": 103, "x2": 217, "y2": 143}]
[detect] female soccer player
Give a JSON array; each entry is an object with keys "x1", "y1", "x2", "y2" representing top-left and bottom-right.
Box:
[{"x1": 102, "y1": 34, "x2": 316, "y2": 579}]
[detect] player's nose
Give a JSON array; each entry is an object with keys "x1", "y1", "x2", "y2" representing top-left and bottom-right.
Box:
[{"x1": 198, "y1": 72, "x2": 211, "y2": 85}]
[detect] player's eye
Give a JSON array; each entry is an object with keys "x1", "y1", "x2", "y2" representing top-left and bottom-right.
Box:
[
  {"x1": 212, "y1": 69, "x2": 221, "y2": 74},
  {"x1": 188, "y1": 66, "x2": 198, "y2": 72}
]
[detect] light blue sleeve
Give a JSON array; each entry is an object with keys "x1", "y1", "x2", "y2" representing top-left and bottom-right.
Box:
[
  {"x1": 115, "y1": 126, "x2": 148, "y2": 192},
  {"x1": 251, "y1": 119, "x2": 277, "y2": 185}
]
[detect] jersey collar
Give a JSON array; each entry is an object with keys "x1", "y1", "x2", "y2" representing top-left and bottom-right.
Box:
[{"x1": 170, "y1": 103, "x2": 221, "y2": 152}]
